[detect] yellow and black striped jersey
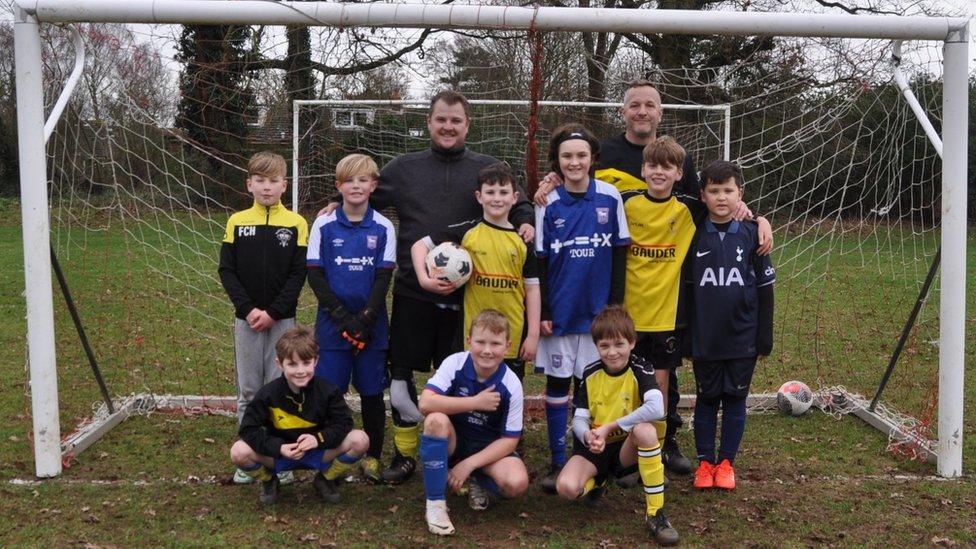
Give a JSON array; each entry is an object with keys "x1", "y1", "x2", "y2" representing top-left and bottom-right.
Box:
[
  {"x1": 622, "y1": 191, "x2": 705, "y2": 332},
  {"x1": 575, "y1": 356, "x2": 660, "y2": 443}
]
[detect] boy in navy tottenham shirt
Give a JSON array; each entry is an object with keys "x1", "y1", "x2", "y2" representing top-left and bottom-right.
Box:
[
  {"x1": 685, "y1": 160, "x2": 775, "y2": 491},
  {"x1": 306, "y1": 153, "x2": 396, "y2": 483},
  {"x1": 417, "y1": 309, "x2": 527, "y2": 536}
]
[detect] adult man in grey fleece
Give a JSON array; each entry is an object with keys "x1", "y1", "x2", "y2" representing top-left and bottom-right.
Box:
[{"x1": 322, "y1": 90, "x2": 535, "y2": 483}]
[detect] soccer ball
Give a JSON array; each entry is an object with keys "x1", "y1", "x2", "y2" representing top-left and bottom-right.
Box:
[
  {"x1": 425, "y1": 242, "x2": 473, "y2": 285},
  {"x1": 777, "y1": 380, "x2": 814, "y2": 416}
]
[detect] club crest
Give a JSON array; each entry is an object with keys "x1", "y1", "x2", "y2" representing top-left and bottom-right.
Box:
[{"x1": 595, "y1": 207, "x2": 609, "y2": 225}]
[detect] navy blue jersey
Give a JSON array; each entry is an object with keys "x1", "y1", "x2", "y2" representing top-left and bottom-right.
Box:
[
  {"x1": 307, "y1": 207, "x2": 396, "y2": 350},
  {"x1": 535, "y1": 178, "x2": 630, "y2": 335},
  {"x1": 687, "y1": 220, "x2": 775, "y2": 360},
  {"x1": 425, "y1": 352, "x2": 523, "y2": 444}
]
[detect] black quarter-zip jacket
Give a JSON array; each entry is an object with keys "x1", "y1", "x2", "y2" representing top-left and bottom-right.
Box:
[
  {"x1": 370, "y1": 144, "x2": 534, "y2": 305},
  {"x1": 218, "y1": 201, "x2": 309, "y2": 320}
]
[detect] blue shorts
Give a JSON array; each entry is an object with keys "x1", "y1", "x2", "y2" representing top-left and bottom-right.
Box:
[
  {"x1": 274, "y1": 447, "x2": 328, "y2": 474},
  {"x1": 316, "y1": 348, "x2": 387, "y2": 396}
]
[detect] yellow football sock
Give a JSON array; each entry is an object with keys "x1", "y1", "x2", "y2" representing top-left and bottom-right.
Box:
[
  {"x1": 653, "y1": 420, "x2": 667, "y2": 442},
  {"x1": 323, "y1": 457, "x2": 358, "y2": 481},
  {"x1": 579, "y1": 477, "x2": 597, "y2": 499},
  {"x1": 393, "y1": 424, "x2": 419, "y2": 458},
  {"x1": 243, "y1": 465, "x2": 273, "y2": 482},
  {"x1": 638, "y1": 445, "x2": 665, "y2": 516}
]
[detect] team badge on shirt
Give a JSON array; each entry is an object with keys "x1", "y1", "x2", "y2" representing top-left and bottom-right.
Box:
[
  {"x1": 596, "y1": 207, "x2": 609, "y2": 224},
  {"x1": 366, "y1": 235, "x2": 378, "y2": 250},
  {"x1": 275, "y1": 228, "x2": 293, "y2": 247}
]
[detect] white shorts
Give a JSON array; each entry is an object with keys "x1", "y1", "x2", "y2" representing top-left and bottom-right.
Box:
[{"x1": 536, "y1": 334, "x2": 600, "y2": 379}]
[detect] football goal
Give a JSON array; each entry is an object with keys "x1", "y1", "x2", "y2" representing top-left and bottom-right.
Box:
[{"x1": 10, "y1": 1, "x2": 968, "y2": 480}]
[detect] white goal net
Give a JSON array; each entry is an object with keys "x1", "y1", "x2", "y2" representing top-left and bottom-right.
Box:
[{"x1": 6, "y1": 5, "x2": 967, "y2": 477}]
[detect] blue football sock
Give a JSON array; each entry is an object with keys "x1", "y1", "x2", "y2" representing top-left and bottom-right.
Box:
[
  {"x1": 419, "y1": 434, "x2": 449, "y2": 501},
  {"x1": 694, "y1": 395, "x2": 719, "y2": 464},
  {"x1": 718, "y1": 395, "x2": 747, "y2": 464},
  {"x1": 545, "y1": 377, "x2": 571, "y2": 467}
]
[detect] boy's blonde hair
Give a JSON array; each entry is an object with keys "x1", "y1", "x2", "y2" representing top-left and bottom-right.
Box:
[
  {"x1": 335, "y1": 153, "x2": 380, "y2": 183},
  {"x1": 469, "y1": 309, "x2": 510, "y2": 340},
  {"x1": 248, "y1": 151, "x2": 287, "y2": 179},
  {"x1": 590, "y1": 305, "x2": 637, "y2": 344},
  {"x1": 275, "y1": 325, "x2": 319, "y2": 362},
  {"x1": 642, "y1": 135, "x2": 686, "y2": 169}
]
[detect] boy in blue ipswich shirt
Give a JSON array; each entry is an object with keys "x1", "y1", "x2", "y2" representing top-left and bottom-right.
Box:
[
  {"x1": 554, "y1": 305, "x2": 677, "y2": 546},
  {"x1": 686, "y1": 160, "x2": 775, "y2": 491},
  {"x1": 418, "y1": 310, "x2": 528, "y2": 536},
  {"x1": 535, "y1": 124, "x2": 630, "y2": 492},
  {"x1": 230, "y1": 326, "x2": 369, "y2": 505},
  {"x1": 219, "y1": 151, "x2": 308, "y2": 485},
  {"x1": 306, "y1": 153, "x2": 396, "y2": 484}
]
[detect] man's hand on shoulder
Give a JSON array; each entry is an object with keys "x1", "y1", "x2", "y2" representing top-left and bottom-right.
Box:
[
  {"x1": 472, "y1": 384, "x2": 501, "y2": 412},
  {"x1": 317, "y1": 201, "x2": 339, "y2": 218},
  {"x1": 533, "y1": 172, "x2": 562, "y2": 206},
  {"x1": 517, "y1": 223, "x2": 535, "y2": 244},
  {"x1": 756, "y1": 216, "x2": 773, "y2": 256}
]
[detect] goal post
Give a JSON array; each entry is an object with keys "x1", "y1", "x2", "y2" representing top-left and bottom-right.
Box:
[{"x1": 12, "y1": 1, "x2": 969, "y2": 480}]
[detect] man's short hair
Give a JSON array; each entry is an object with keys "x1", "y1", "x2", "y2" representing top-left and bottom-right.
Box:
[
  {"x1": 548, "y1": 123, "x2": 600, "y2": 177},
  {"x1": 642, "y1": 135, "x2": 686, "y2": 169},
  {"x1": 335, "y1": 153, "x2": 379, "y2": 183},
  {"x1": 623, "y1": 80, "x2": 660, "y2": 101},
  {"x1": 429, "y1": 90, "x2": 471, "y2": 118},
  {"x1": 275, "y1": 325, "x2": 319, "y2": 362},
  {"x1": 700, "y1": 160, "x2": 745, "y2": 189},
  {"x1": 248, "y1": 151, "x2": 287, "y2": 179},
  {"x1": 469, "y1": 309, "x2": 510, "y2": 340},
  {"x1": 478, "y1": 162, "x2": 516, "y2": 191},
  {"x1": 590, "y1": 305, "x2": 637, "y2": 344}
]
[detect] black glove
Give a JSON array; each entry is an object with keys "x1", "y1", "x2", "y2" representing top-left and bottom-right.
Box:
[{"x1": 341, "y1": 309, "x2": 378, "y2": 353}]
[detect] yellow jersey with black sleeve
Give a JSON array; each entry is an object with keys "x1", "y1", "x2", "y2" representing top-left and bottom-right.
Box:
[
  {"x1": 218, "y1": 201, "x2": 309, "y2": 321},
  {"x1": 238, "y1": 376, "x2": 353, "y2": 458},
  {"x1": 622, "y1": 191, "x2": 705, "y2": 332},
  {"x1": 431, "y1": 219, "x2": 539, "y2": 359},
  {"x1": 574, "y1": 356, "x2": 660, "y2": 444}
]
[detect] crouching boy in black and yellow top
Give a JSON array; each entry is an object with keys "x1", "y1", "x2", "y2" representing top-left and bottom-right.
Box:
[
  {"x1": 554, "y1": 306, "x2": 678, "y2": 546},
  {"x1": 230, "y1": 326, "x2": 369, "y2": 505}
]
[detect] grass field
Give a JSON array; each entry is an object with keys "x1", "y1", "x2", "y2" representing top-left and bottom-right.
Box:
[{"x1": 1, "y1": 199, "x2": 974, "y2": 546}]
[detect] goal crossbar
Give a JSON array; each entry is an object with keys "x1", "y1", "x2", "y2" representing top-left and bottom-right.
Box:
[
  {"x1": 13, "y1": 2, "x2": 968, "y2": 480},
  {"x1": 16, "y1": 0, "x2": 967, "y2": 40}
]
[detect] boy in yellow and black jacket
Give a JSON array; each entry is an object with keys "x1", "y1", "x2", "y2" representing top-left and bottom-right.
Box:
[{"x1": 218, "y1": 151, "x2": 309, "y2": 485}]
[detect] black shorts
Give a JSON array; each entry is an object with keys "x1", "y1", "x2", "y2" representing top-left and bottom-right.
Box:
[
  {"x1": 572, "y1": 438, "x2": 634, "y2": 483},
  {"x1": 692, "y1": 358, "x2": 757, "y2": 399},
  {"x1": 389, "y1": 293, "x2": 462, "y2": 373},
  {"x1": 634, "y1": 331, "x2": 682, "y2": 371}
]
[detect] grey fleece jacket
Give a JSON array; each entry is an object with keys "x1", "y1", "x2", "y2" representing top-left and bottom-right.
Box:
[{"x1": 371, "y1": 144, "x2": 534, "y2": 305}]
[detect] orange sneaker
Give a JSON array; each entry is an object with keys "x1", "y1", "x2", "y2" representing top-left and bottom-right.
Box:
[
  {"x1": 693, "y1": 461, "x2": 715, "y2": 490},
  {"x1": 714, "y1": 459, "x2": 736, "y2": 490}
]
